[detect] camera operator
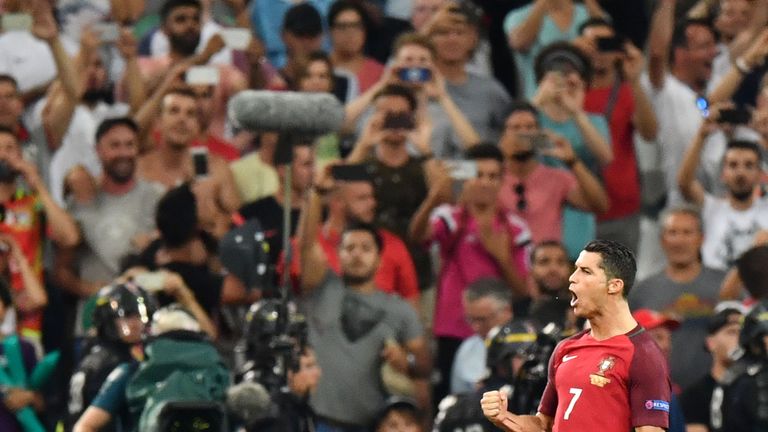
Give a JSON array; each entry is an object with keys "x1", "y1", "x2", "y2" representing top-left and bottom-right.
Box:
[
  {"x1": 231, "y1": 299, "x2": 320, "y2": 432},
  {"x1": 433, "y1": 320, "x2": 540, "y2": 432},
  {"x1": 67, "y1": 281, "x2": 157, "y2": 432}
]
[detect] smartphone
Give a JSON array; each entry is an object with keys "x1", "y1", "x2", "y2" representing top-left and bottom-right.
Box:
[
  {"x1": 1, "y1": 13, "x2": 32, "y2": 32},
  {"x1": 93, "y1": 22, "x2": 120, "y2": 44},
  {"x1": 134, "y1": 272, "x2": 166, "y2": 293},
  {"x1": 186, "y1": 66, "x2": 220, "y2": 86},
  {"x1": 596, "y1": 36, "x2": 624, "y2": 52},
  {"x1": 191, "y1": 147, "x2": 209, "y2": 178},
  {"x1": 331, "y1": 164, "x2": 371, "y2": 181},
  {"x1": 219, "y1": 27, "x2": 252, "y2": 50},
  {"x1": 382, "y1": 112, "x2": 415, "y2": 130},
  {"x1": 397, "y1": 67, "x2": 432, "y2": 83},
  {"x1": 717, "y1": 108, "x2": 751, "y2": 124},
  {"x1": 446, "y1": 160, "x2": 478, "y2": 180},
  {"x1": 696, "y1": 96, "x2": 710, "y2": 118},
  {"x1": 518, "y1": 133, "x2": 553, "y2": 151}
]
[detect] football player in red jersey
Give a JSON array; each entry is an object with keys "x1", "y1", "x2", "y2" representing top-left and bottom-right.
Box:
[{"x1": 481, "y1": 239, "x2": 671, "y2": 432}]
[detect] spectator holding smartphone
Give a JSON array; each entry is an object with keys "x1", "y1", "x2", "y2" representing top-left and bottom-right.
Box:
[
  {"x1": 497, "y1": 101, "x2": 608, "y2": 251},
  {"x1": 575, "y1": 19, "x2": 658, "y2": 254},
  {"x1": 409, "y1": 143, "x2": 531, "y2": 404},
  {"x1": 344, "y1": 32, "x2": 481, "y2": 159}
]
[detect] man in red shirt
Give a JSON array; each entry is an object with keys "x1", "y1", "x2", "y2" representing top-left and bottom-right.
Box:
[
  {"x1": 481, "y1": 239, "x2": 671, "y2": 432},
  {"x1": 294, "y1": 164, "x2": 420, "y2": 308},
  {"x1": 576, "y1": 18, "x2": 658, "y2": 254}
]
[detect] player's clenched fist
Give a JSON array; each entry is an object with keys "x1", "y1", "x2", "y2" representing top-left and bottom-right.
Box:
[{"x1": 481, "y1": 390, "x2": 509, "y2": 424}]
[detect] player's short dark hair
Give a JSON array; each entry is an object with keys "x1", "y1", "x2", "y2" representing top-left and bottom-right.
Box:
[
  {"x1": 464, "y1": 278, "x2": 512, "y2": 307},
  {"x1": 283, "y1": 3, "x2": 323, "y2": 37},
  {"x1": 531, "y1": 240, "x2": 569, "y2": 263},
  {"x1": 583, "y1": 239, "x2": 637, "y2": 297},
  {"x1": 156, "y1": 183, "x2": 198, "y2": 248},
  {"x1": 0, "y1": 75, "x2": 19, "y2": 92},
  {"x1": 578, "y1": 17, "x2": 614, "y2": 35},
  {"x1": 466, "y1": 143, "x2": 503, "y2": 164},
  {"x1": 342, "y1": 221, "x2": 383, "y2": 252},
  {"x1": 95, "y1": 117, "x2": 139, "y2": 143},
  {"x1": 328, "y1": 0, "x2": 372, "y2": 34},
  {"x1": 725, "y1": 139, "x2": 762, "y2": 162},
  {"x1": 373, "y1": 84, "x2": 417, "y2": 112},
  {"x1": 671, "y1": 18, "x2": 715, "y2": 63},
  {"x1": 161, "y1": 0, "x2": 201, "y2": 23},
  {"x1": 737, "y1": 245, "x2": 768, "y2": 300}
]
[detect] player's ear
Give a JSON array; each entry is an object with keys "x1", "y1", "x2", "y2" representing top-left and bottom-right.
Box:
[{"x1": 607, "y1": 278, "x2": 624, "y2": 296}]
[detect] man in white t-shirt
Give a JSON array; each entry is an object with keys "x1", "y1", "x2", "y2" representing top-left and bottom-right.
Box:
[
  {"x1": 644, "y1": 0, "x2": 719, "y2": 204},
  {"x1": 678, "y1": 113, "x2": 768, "y2": 271}
]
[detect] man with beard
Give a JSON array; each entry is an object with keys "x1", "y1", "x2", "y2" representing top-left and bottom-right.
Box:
[
  {"x1": 54, "y1": 118, "x2": 163, "y2": 346},
  {"x1": 135, "y1": 0, "x2": 246, "y2": 141},
  {"x1": 34, "y1": 3, "x2": 144, "y2": 204},
  {"x1": 291, "y1": 164, "x2": 419, "y2": 309},
  {"x1": 527, "y1": 241, "x2": 574, "y2": 330},
  {"x1": 0, "y1": 127, "x2": 79, "y2": 345},
  {"x1": 678, "y1": 109, "x2": 768, "y2": 271},
  {"x1": 298, "y1": 191, "x2": 431, "y2": 429},
  {"x1": 137, "y1": 89, "x2": 240, "y2": 238}
]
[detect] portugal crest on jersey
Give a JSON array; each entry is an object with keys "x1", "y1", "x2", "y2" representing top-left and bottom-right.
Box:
[{"x1": 589, "y1": 356, "x2": 615, "y2": 387}]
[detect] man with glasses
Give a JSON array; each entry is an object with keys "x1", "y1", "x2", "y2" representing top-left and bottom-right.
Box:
[
  {"x1": 498, "y1": 101, "x2": 608, "y2": 251},
  {"x1": 451, "y1": 278, "x2": 515, "y2": 394},
  {"x1": 409, "y1": 143, "x2": 531, "y2": 403}
]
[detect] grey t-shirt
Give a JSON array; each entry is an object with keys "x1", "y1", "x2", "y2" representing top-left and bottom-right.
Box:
[
  {"x1": 445, "y1": 72, "x2": 511, "y2": 145},
  {"x1": 629, "y1": 267, "x2": 725, "y2": 390},
  {"x1": 304, "y1": 273, "x2": 423, "y2": 426},
  {"x1": 70, "y1": 180, "x2": 164, "y2": 283}
]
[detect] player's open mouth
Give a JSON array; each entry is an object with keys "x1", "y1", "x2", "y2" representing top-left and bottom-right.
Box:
[{"x1": 570, "y1": 292, "x2": 578, "y2": 307}]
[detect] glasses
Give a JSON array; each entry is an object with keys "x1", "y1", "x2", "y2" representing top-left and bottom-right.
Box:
[{"x1": 514, "y1": 183, "x2": 526, "y2": 212}]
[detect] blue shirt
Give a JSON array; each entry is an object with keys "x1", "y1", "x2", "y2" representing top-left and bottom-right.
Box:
[
  {"x1": 249, "y1": 0, "x2": 334, "y2": 68},
  {"x1": 503, "y1": 4, "x2": 589, "y2": 99},
  {"x1": 92, "y1": 362, "x2": 139, "y2": 432}
]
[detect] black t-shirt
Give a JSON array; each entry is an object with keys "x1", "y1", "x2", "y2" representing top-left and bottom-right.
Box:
[
  {"x1": 239, "y1": 196, "x2": 301, "y2": 270},
  {"x1": 680, "y1": 373, "x2": 716, "y2": 426},
  {"x1": 139, "y1": 239, "x2": 224, "y2": 315}
]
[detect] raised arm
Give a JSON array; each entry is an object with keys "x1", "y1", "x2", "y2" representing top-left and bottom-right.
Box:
[
  {"x1": 545, "y1": 133, "x2": 609, "y2": 213},
  {"x1": 508, "y1": 0, "x2": 549, "y2": 53},
  {"x1": 677, "y1": 120, "x2": 714, "y2": 206},
  {"x1": 481, "y1": 390, "x2": 554, "y2": 432},
  {"x1": 297, "y1": 166, "x2": 332, "y2": 293},
  {"x1": 407, "y1": 161, "x2": 451, "y2": 245},
  {"x1": 430, "y1": 70, "x2": 481, "y2": 149},
  {"x1": 161, "y1": 270, "x2": 218, "y2": 340},
  {"x1": 708, "y1": 29, "x2": 768, "y2": 104},
  {"x1": 116, "y1": 27, "x2": 145, "y2": 114},
  {"x1": 727, "y1": 0, "x2": 768, "y2": 60},
  {"x1": 623, "y1": 42, "x2": 658, "y2": 141},
  {"x1": 647, "y1": 0, "x2": 676, "y2": 90},
  {"x1": 36, "y1": 4, "x2": 84, "y2": 151},
  {"x1": 10, "y1": 157, "x2": 80, "y2": 247}
]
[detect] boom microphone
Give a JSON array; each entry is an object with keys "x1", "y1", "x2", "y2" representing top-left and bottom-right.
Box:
[
  {"x1": 228, "y1": 90, "x2": 345, "y2": 134},
  {"x1": 226, "y1": 381, "x2": 274, "y2": 426}
]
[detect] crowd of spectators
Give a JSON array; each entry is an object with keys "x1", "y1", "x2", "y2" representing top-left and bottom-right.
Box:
[{"x1": 0, "y1": 0, "x2": 767, "y2": 430}]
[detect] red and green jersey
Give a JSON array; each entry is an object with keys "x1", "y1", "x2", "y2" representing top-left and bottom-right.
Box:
[
  {"x1": 539, "y1": 326, "x2": 671, "y2": 431},
  {"x1": 0, "y1": 190, "x2": 45, "y2": 335}
]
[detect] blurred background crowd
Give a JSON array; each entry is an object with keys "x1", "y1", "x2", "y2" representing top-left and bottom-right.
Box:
[{"x1": 0, "y1": 0, "x2": 767, "y2": 430}]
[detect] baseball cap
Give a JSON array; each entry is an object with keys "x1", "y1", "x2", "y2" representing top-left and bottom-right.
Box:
[
  {"x1": 706, "y1": 307, "x2": 744, "y2": 335},
  {"x1": 373, "y1": 396, "x2": 421, "y2": 430},
  {"x1": 633, "y1": 309, "x2": 681, "y2": 331}
]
